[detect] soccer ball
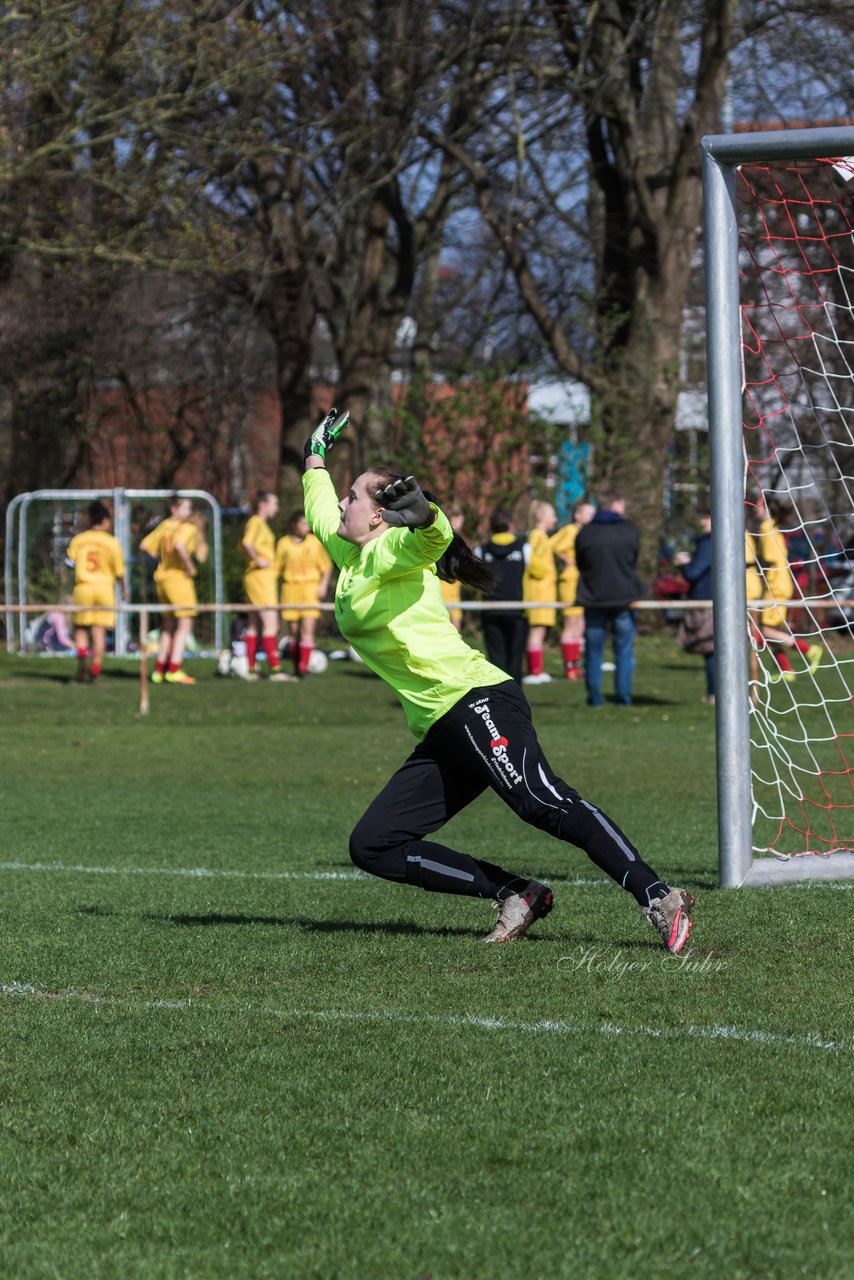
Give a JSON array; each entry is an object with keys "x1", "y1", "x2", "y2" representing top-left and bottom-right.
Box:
[
  {"x1": 306, "y1": 649, "x2": 329, "y2": 675},
  {"x1": 216, "y1": 650, "x2": 232, "y2": 677},
  {"x1": 230, "y1": 653, "x2": 250, "y2": 680}
]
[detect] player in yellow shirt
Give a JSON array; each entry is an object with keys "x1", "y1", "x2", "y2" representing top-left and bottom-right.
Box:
[
  {"x1": 240, "y1": 490, "x2": 293, "y2": 681},
  {"x1": 550, "y1": 500, "x2": 595, "y2": 679},
  {"x1": 747, "y1": 496, "x2": 822, "y2": 681},
  {"x1": 523, "y1": 500, "x2": 558, "y2": 683},
  {"x1": 140, "y1": 496, "x2": 208, "y2": 685},
  {"x1": 66, "y1": 500, "x2": 127, "y2": 683},
  {"x1": 276, "y1": 510, "x2": 333, "y2": 676}
]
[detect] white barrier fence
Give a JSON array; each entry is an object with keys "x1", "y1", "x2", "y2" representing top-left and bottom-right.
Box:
[{"x1": 3, "y1": 598, "x2": 852, "y2": 720}]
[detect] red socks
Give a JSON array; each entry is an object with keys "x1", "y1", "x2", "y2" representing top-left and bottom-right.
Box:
[
  {"x1": 246, "y1": 635, "x2": 282, "y2": 672},
  {"x1": 298, "y1": 642, "x2": 313, "y2": 676},
  {"x1": 561, "y1": 639, "x2": 581, "y2": 675},
  {"x1": 261, "y1": 635, "x2": 280, "y2": 672},
  {"x1": 526, "y1": 648, "x2": 544, "y2": 678}
]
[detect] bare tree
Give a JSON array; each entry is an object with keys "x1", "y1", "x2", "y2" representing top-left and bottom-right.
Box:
[{"x1": 430, "y1": 0, "x2": 852, "y2": 534}]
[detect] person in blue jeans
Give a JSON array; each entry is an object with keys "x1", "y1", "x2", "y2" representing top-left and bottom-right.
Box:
[{"x1": 575, "y1": 494, "x2": 644, "y2": 706}]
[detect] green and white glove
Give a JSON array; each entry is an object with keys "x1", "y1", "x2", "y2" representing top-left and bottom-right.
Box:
[
  {"x1": 304, "y1": 407, "x2": 350, "y2": 461},
  {"x1": 375, "y1": 476, "x2": 434, "y2": 529}
]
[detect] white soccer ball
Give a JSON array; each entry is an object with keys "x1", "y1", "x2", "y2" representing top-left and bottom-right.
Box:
[
  {"x1": 230, "y1": 653, "x2": 250, "y2": 679},
  {"x1": 306, "y1": 649, "x2": 329, "y2": 675},
  {"x1": 216, "y1": 650, "x2": 232, "y2": 677}
]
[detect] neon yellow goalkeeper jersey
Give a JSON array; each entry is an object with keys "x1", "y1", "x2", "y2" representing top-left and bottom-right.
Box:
[{"x1": 303, "y1": 468, "x2": 508, "y2": 740}]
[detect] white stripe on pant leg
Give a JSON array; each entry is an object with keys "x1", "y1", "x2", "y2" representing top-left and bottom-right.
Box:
[
  {"x1": 521, "y1": 754, "x2": 637, "y2": 866},
  {"x1": 581, "y1": 800, "x2": 637, "y2": 862},
  {"x1": 537, "y1": 761, "x2": 565, "y2": 803},
  {"x1": 406, "y1": 855, "x2": 475, "y2": 883}
]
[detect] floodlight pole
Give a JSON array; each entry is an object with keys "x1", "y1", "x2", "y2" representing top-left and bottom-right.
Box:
[{"x1": 702, "y1": 143, "x2": 753, "y2": 888}]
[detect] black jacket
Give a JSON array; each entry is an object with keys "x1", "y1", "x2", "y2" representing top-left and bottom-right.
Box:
[
  {"x1": 477, "y1": 535, "x2": 527, "y2": 618},
  {"x1": 575, "y1": 512, "x2": 644, "y2": 608}
]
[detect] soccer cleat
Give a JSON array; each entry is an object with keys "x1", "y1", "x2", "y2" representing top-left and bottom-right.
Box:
[
  {"x1": 769, "y1": 669, "x2": 796, "y2": 685},
  {"x1": 522, "y1": 673, "x2": 553, "y2": 685},
  {"x1": 268, "y1": 670, "x2": 297, "y2": 682},
  {"x1": 164, "y1": 669, "x2": 195, "y2": 685},
  {"x1": 483, "y1": 880, "x2": 554, "y2": 943},
  {"x1": 566, "y1": 667, "x2": 582, "y2": 681},
  {"x1": 151, "y1": 671, "x2": 164, "y2": 684},
  {"x1": 806, "y1": 644, "x2": 822, "y2": 674},
  {"x1": 643, "y1": 888, "x2": 695, "y2": 955}
]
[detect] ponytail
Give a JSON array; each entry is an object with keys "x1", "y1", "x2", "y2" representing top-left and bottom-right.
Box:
[{"x1": 435, "y1": 532, "x2": 498, "y2": 594}]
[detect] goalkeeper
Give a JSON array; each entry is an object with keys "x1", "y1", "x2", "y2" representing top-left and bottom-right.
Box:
[{"x1": 302, "y1": 409, "x2": 696, "y2": 952}]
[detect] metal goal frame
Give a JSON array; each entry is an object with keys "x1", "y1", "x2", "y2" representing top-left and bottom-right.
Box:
[
  {"x1": 703, "y1": 124, "x2": 854, "y2": 887},
  {"x1": 4, "y1": 487, "x2": 225, "y2": 657}
]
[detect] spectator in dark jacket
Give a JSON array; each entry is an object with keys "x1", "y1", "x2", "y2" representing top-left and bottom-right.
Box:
[
  {"x1": 475, "y1": 508, "x2": 530, "y2": 684},
  {"x1": 674, "y1": 513, "x2": 715, "y2": 703},
  {"x1": 575, "y1": 494, "x2": 644, "y2": 707}
]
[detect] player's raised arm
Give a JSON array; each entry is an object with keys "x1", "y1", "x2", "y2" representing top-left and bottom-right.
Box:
[{"x1": 302, "y1": 409, "x2": 354, "y2": 567}]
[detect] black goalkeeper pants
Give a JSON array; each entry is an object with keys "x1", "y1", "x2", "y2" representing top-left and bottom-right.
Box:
[{"x1": 349, "y1": 680, "x2": 668, "y2": 906}]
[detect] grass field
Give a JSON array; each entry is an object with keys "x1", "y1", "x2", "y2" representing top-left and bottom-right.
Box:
[{"x1": 2, "y1": 636, "x2": 854, "y2": 1279}]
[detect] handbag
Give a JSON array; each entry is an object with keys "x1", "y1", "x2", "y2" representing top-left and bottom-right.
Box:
[{"x1": 677, "y1": 606, "x2": 714, "y2": 655}]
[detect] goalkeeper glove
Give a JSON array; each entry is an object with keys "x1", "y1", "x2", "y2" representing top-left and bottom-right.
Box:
[
  {"x1": 375, "y1": 476, "x2": 434, "y2": 529},
  {"x1": 305, "y1": 407, "x2": 350, "y2": 461}
]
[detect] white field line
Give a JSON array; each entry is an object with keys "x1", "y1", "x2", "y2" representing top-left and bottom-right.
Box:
[
  {"x1": 0, "y1": 860, "x2": 366, "y2": 883},
  {"x1": 0, "y1": 860, "x2": 606, "y2": 888},
  {"x1": 788, "y1": 880, "x2": 854, "y2": 890},
  {"x1": 1, "y1": 980, "x2": 851, "y2": 1055}
]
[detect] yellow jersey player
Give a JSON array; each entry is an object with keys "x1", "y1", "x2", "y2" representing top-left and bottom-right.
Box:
[
  {"x1": 240, "y1": 491, "x2": 294, "y2": 681},
  {"x1": 140, "y1": 496, "x2": 208, "y2": 685},
  {"x1": 747, "y1": 495, "x2": 821, "y2": 681},
  {"x1": 275, "y1": 510, "x2": 333, "y2": 676},
  {"x1": 550, "y1": 500, "x2": 595, "y2": 679},
  {"x1": 522, "y1": 500, "x2": 558, "y2": 683},
  {"x1": 66, "y1": 500, "x2": 127, "y2": 683}
]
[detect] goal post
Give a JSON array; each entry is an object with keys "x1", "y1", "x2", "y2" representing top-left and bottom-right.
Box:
[{"x1": 703, "y1": 125, "x2": 854, "y2": 887}]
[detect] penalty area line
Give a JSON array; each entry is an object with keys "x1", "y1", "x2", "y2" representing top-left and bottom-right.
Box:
[
  {"x1": 0, "y1": 860, "x2": 607, "y2": 888},
  {"x1": 1, "y1": 981, "x2": 851, "y2": 1056}
]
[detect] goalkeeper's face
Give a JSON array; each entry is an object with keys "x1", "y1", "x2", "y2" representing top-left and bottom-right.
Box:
[{"x1": 338, "y1": 471, "x2": 386, "y2": 545}]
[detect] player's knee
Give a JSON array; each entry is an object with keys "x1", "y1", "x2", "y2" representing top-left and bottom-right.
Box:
[{"x1": 348, "y1": 820, "x2": 385, "y2": 872}]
